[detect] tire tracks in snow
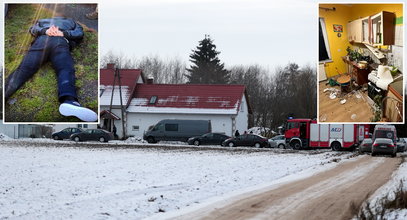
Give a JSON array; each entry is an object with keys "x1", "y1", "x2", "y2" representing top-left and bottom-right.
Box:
[{"x1": 173, "y1": 155, "x2": 401, "y2": 220}]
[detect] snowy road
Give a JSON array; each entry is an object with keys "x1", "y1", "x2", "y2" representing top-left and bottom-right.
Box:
[
  {"x1": 172, "y1": 155, "x2": 401, "y2": 220},
  {"x1": 0, "y1": 141, "x2": 355, "y2": 220}
]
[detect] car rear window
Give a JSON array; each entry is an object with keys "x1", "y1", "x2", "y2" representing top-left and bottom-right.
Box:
[{"x1": 375, "y1": 130, "x2": 395, "y2": 139}]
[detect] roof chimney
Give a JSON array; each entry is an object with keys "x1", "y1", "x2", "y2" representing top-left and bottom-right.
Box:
[
  {"x1": 147, "y1": 76, "x2": 154, "y2": 84},
  {"x1": 106, "y1": 63, "x2": 115, "y2": 69}
]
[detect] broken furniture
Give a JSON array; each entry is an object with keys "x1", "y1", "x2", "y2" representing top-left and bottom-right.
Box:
[
  {"x1": 342, "y1": 56, "x2": 370, "y2": 86},
  {"x1": 348, "y1": 11, "x2": 395, "y2": 45},
  {"x1": 337, "y1": 74, "x2": 351, "y2": 97}
]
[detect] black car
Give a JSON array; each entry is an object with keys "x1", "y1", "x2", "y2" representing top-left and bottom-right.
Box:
[
  {"x1": 187, "y1": 133, "x2": 230, "y2": 146},
  {"x1": 70, "y1": 129, "x2": 113, "y2": 143},
  {"x1": 52, "y1": 127, "x2": 83, "y2": 140},
  {"x1": 222, "y1": 134, "x2": 269, "y2": 148}
]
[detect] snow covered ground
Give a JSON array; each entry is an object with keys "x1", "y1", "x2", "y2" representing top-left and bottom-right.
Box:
[
  {"x1": 362, "y1": 153, "x2": 407, "y2": 219},
  {"x1": 0, "y1": 142, "x2": 354, "y2": 220}
]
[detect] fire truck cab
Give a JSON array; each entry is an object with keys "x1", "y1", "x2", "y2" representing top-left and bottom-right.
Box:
[{"x1": 285, "y1": 119, "x2": 369, "y2": 150}]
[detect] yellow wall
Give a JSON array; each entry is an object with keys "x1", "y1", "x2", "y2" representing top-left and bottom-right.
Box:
[
  {"x1": 319, "y1": 4, "x2": 352, "y2": 78},
  {"x1": 319, "y1": 3, "x2": 403, "y2": 78},
  {"x1": 349, "y1": 4, "x2": 403, "y2": 20}
]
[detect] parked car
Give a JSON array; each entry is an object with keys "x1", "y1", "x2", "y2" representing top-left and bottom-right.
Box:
[
  {"x1": 358, "y1": 138, "x2": 373, "y2": 153},
  {"x1": 187, "y1": 133, "x2": 230, "y2": 146},
  {"x1": 268, "y1": 135, "x2": 286, "y2": 148},
  {"x1": 52, "y1": 127, "x2": 83, "y2": 140},
  {"x1": 371, "y1": 138, "x2": 397, "y2": 157},
  {"x1": 143, "y1": 119, "x2": 211, "y2": 143},
  {"x1": 396, "y1": 138, "x2": 406, "y2": 152},
  {"x1": 70, "y1": 129, "x2": 113, "y2": 143},
  {"x1": 222, "y1": 134, "x2": 269, "y2": 148}
]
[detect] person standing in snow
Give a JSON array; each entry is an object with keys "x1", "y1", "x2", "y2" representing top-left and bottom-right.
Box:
[{"x1": 235, "y1": 130, "x2": 240, "y2": 137}]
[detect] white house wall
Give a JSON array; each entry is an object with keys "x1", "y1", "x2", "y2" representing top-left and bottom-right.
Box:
[
  {"x1": 100, "y1": 106, "x2": 125, "y2": 138},
  {"x1": 235, "y1": 95, "x2": 249, "y2": 134},
  {"x1": 126, "y1": 113, "x2": 234, "y2": 137},
  {"x1": 0, "y1": 120, "x2": 19, "y2": 139}
]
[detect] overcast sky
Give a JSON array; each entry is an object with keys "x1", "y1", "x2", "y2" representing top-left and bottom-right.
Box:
[{"x1": 1, "y1": 0, "x2": 403, "y2": 70}]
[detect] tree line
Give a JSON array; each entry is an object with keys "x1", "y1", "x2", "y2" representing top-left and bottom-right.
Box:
[{"x1": 101, "y1": 36, "x2": 317, "y2": 132}]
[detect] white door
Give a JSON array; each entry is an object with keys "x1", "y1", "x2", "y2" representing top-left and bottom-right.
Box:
[{"x1": 344, "y1": 125, "x2": 354, "y2": 142}]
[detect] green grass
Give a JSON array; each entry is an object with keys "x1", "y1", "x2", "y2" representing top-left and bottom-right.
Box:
[{"x1": 4, "y1": 4, "x2": 98, "y2": 122}]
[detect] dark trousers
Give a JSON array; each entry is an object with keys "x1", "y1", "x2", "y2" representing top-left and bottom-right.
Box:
[{"x1": 5, "y1": 35, "x2": 77, "y2": 102}]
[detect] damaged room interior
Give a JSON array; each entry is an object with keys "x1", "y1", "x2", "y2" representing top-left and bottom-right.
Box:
[{"x1": 318, "y1": 3, "x2": 403, "y2": 123}]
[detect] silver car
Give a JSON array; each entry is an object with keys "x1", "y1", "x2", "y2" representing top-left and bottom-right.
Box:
[
  {"x1": 358, "y1": 138, "x2": 373, "y2": 153},
  {"x1": 371, "y1": 138, "x2": 397, "y2": 157},
  {"x1": 396, "y1": 138, "x2": 406, "y2": 152},
  {"x1": 268, "y1": 135, "x2": 286, "y2": 149}
]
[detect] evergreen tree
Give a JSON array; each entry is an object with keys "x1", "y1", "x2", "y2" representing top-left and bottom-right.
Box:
[{"x1": 186, "y1": 35, "x2": 230, "y2": 84}]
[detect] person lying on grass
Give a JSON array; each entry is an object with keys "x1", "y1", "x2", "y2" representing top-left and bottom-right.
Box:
[{"x1": 5, "y1": 17, "x2": 97, "y2": 122}]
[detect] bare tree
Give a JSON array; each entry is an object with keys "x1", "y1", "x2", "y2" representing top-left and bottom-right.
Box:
[{"x1": 101, "y1": 52, "x2": 187, "y2": 84}]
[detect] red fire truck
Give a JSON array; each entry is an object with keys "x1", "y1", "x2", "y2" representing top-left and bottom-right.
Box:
[{"x1": 284, "y1": 118, "x2": 370, "y2": 150}]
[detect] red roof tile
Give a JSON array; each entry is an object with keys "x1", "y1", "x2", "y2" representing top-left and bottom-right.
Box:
[
  {"x1": 133, "y1": 84, "x2": 246, "y2": 110},
  {"x1": 100, "y1": 67, "x2": 144, "y2": 106}
]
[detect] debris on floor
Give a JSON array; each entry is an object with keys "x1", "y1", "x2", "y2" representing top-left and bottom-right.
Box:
[
  {"x1": 351, "y1": 114, "x2": 357, "y2": 120},
  {"x1": 320, "y1": 114, "x2": 327, "y2": 122},
  {"x1": 340, "y1": 99, "x2": 347, "y2": 104},
  {"x1": 324, "y1": 88, "x2": 340, "y2": 100}
]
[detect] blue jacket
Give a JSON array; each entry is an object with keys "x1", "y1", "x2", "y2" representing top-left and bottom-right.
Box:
[{"x1": 29, "y1": 17, "x2": 84, "y2": 48}]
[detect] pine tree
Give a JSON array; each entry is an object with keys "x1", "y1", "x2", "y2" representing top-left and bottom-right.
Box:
[{"x1": 186, "y1": 35, "x2": 230, "y2": 84}]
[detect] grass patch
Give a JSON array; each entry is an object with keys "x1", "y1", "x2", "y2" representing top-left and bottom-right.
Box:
[{"x1": 4, "y1": 4, "x2": 98, "y2": 122}]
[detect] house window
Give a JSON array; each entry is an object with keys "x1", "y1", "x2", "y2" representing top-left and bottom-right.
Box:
[
  {"x1": 78, "y1": 124, "x2": 82, "y2": 128},
  {"x1": 165, "y1": 124, "x2": 178, "y2": 132},
  {"x1": 240, "y1": 101, "x2": 244, "y2": 112},
  {"x1": 83, "y1": 124, "x2": 88, "y2": 129},
  {"x1": 319, "y1": 17, "x2": 331, "y2": 62},
  {"x1": 149, "y1": 96, "x2": 157, "y2": 104},
  {"x1": 132, "y1": 125, "x2": 140, "y2": 131}
]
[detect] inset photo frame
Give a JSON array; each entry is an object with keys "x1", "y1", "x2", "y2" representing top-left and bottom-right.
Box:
[
  {"x1": 318, "y1": 3, "x2": 404, "y2": 123},
  {"x1": 3, "y1": 3, "x2": 99, "y2": 123}
]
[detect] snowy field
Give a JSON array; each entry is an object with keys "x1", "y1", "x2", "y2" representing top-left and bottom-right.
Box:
[{"x1": 0, "y1": 142, "x2": 360, "y2": 219}]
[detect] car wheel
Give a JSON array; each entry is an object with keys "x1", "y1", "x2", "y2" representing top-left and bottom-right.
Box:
[
  {"x1": 74, "y1": 136, "x2": 80, "y2": 142},
  {"x1": 331, "y1": 142, "x2": 341, "y2": 151},
  {"x1": 291, "y1": 141, "x2": 301, "y2": 150},
  {"x1": 254, "y1": 142, "x2": 261, "y2": 148},
  {"x1": 278, "y1": 144, "x2": 285, "y2": 149},
  {"x1": 371, "y1": 152, "x2": 375, "y2": 157},
  {"x1": 53, "y1": 135, "x2": 59, "y2": 140},
  {"x1": 391, "y1": 153, "x2": 396, "y2": 158},
  {"x1": 194, "y1": 140, "x2": 200, "y2": 146},
  {"x1": 147, "y1": 137, "x2": 156, "y2": 144},
  {"x1": 228, "y1": 142, "x2": 235, "y2": 147},
  {"x1": 99, "y1": 137, "x2": 106, "y2": 143}
]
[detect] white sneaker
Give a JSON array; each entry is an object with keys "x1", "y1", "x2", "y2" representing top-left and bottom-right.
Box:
[{"x1": 59, "y1": 101, "x2": 98, "y2": 122}]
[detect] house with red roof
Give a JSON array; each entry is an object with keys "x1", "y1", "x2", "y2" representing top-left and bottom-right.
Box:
[{"x1": 100, "y1": 64, "x2": 252, "y2": 139}]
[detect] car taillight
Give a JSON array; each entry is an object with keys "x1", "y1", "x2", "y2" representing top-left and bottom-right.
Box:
[
  {"x1": 388, "y1": 144, "x2": 395, "y2": 147},
  {"x1": 373, "y1": 144, "x2": 379, "y2": 147},
  {"x1": 363, "y1": 143, "x2": 369, "y2": 147}
]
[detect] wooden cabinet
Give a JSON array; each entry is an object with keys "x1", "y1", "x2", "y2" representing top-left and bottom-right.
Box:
[
  {"x1": 384, "y1": 80, "x2": 403, "y2": 122},
  {"x1": 348, "y1": 11, "x2": 395, "y2": 45},
  {"x1": 347, "y1": 19, "x2": 363, "y2": 43},
  {"x1": 371, "y1": 11, "x2": 395, "y2": 45}
]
